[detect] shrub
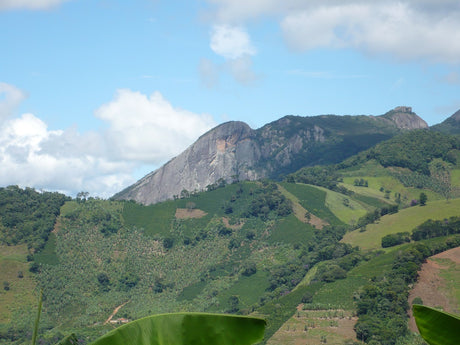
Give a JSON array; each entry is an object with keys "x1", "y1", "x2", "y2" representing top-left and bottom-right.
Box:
[{"x1": 381, "y1": 232, "x2": 410, "y2": 248}]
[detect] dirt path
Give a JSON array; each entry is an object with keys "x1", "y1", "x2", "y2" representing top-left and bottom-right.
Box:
[
  {"x1": 277, "y1": 184, "x2": 328, "y2": 229},
  {"x1": 408, "y1": 246, "x2": 460, "y2": 332},
  {"x1": 104, "y1": 300, "x2": 130, "y2": 325}
]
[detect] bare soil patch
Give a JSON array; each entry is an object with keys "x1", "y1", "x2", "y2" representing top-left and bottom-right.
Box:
[
  {"x1": 175, "y1": 208, "x2": 207, "y2": 219},
  {"x1": 408, "y1": 246, "x2": 460, "y2": 332},
  {"x1": 267, "y1": 308, "x2": 357, "y2": 345}
]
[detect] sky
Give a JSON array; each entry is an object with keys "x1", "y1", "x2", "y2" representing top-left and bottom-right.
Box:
[{"x1": 1, "y1": 0, "x2": 460, "y2": 198}]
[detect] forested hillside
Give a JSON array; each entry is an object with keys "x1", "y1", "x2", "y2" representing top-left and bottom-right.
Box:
[
  {"x1": 289, "y1": 130, "x2": 460, "y2": 205},
  {"x1": 0, "y1": 186, "x2": 69, "y2": 252}
]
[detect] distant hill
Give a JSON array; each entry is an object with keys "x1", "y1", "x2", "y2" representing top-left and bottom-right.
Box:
[
  {"x1": 289, "y1": 129, "x2": 460, "y2": 207},
  {"x1": 113, "y1": 106, "x2": 428, "y2": 205},
  {"x1": 431, "y1": 109, "x2": 460, "y2": 134}
]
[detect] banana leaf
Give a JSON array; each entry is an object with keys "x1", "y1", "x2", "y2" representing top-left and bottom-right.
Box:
[
  {"x1": 412, "y1": 304, "x2": 460, "y2": 345},
  {"x1": 90, "y1": 312, "x2": 266, "y2": 345}
]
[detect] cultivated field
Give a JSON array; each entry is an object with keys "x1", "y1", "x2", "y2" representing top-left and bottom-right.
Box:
[{"x1": 342, "y1": 198, "x2": 460, "y2": 250}]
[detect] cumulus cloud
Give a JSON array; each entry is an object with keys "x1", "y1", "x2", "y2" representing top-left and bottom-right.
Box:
[
  {"x1": 281, "y1": 2, "x2": 460, "y2": 63},
  {"x1": 95, "y1": 89, "x2": 215, "y2": 163},
  {"x1": 0, "y1": 0, "x2": 68, "y2": 10},
  {"x1": 0, "y1": 113, "x2": 134, "y2": 197},
  {"x1": 0, "y1": 86, "x2": 216, "y2": 197},
  {"x1": 210, "y1": 25, "x2": 256, "y2": 59},
  {"x1": 205, "y1": 0, "x2": 460, "y2": 63},
  {"x1": 206, "y1": 25, "x2": 259, "y2": 85}
]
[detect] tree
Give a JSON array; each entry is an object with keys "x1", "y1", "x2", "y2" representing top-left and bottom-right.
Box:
[
  {"x1": 163, "y1": 237, "x2": 174, "y2": 249},
  {"x1": 97, "y1": 272, "x2": 110, "y2": 291},
  {"x1": 419, "y1": 192, "x2": 427, "y2": 206},
  {"x1": 186, "y1": 202, "x2": 196, "y2": 212},
  {"x1": 76, "y1": 191, "x2": 89, "y2": 203},
  {"x1": 228, "y1": 295, "x2": 240, "y2": 313}
]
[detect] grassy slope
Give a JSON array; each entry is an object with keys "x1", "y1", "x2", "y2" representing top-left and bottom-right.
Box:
[
  {"x1": 279, "y1": 183, "x2": 343, "y2": 226},
  {"x1": 342, "y1": 175, "x2": 443, "y2": 205},
  {"x1": 309, "y1": 185, "x2": 368, "y2": 225},
  {"x1": 0, "y1": 244, "x2": 37, "y2": 324},
  {"x1": 452, "y1": 169, "x2": 460, "y2": 187},
  {"x1": 342, "y1": 198, "x2": 460, "y2": 250},
  {"x1": 434, "y1": 257, "x2": 460, "y2": 309}
]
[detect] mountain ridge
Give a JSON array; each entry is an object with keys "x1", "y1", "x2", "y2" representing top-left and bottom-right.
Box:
[{"x1": 113, "y1": 107, "x2": 430, "y2": 205}]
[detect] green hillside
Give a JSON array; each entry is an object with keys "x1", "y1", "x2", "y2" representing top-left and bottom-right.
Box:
[
  {"x1": 342, "y1": 198, "x2": 460, "y2": 250},
  {"x1": 288, "y1": 130, "x2": 460, "y2": 208}
]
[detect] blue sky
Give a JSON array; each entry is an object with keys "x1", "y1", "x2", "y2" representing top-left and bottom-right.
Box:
[{"x1": 1, "y1": 0, "x2": 460, "y2": 197}]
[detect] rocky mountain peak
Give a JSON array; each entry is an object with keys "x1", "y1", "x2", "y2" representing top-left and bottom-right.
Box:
[
  {"x1": 382, "y1": 106, "x2": 429, "y2": 130},
  {"x1": 112, "y1": 121, "x2": 258, "y2": 205},
  {"x1": 450, "y1": 109, "x2": 460, "y2": 122}
]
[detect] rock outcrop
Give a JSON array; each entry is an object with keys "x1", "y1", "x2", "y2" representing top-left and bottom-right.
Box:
[
  {"x1": 113, "y1": 107, "x2": 429, "y2": 205},
  {"x1": 381, "y1": 106, "x2": 429, "y2": 130},
  {"x1": 113, "y1": 121, "x2": 262, "y2": 205}
]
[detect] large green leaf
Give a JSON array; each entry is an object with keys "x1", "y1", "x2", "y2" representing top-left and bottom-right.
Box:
[
  {"x1": 413, "y1": 304, "x2": 460, "y2": 345},
  {"x1": 90, "y1": 313, "x2": 266, "y2": 345}
]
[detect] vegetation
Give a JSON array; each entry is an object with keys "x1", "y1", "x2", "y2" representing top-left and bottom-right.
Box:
[
  {"x1": 342, "y1": 198, "x2": 460, "y2": 250},
  {"x1": 354, "y1": 235, "x2": 460, "y2": 345},
  {"x1": 0, "y1": 186, "x2": 69, "y2": 252}
]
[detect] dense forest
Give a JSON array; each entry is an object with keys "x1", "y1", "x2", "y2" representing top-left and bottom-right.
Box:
[{"x1": 0, "y1": 186, "x2": 69, "y2": 252}]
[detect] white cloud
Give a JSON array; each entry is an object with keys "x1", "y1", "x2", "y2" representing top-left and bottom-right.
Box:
[
  {"x1": 206, "y1": 25, "x2": 259, "y2": 85},
  {"x1": 0, "y1": 113, "x2": 133, "y2": 198},
  {"x1": 210, "y1": 25, "x2": 256, "y2": 59},
  {"x1": 0, "y1": 86, "x2": 216, "y2": 198},
  {"x1": 0, "y1": 82, "x2": 26, "y2": 122},
  {"x1": 205, "y1": 0, "x2": 460, "y2": 63},
  {"x1": 95, "y1": 89, "x2": 216, "y2": 163},
  {"x1": 280, "y1": 3, "x2": 460, "y2": 63},
  {"x1": 0, "y1": 0, "x2": 68, "y2": 10}
]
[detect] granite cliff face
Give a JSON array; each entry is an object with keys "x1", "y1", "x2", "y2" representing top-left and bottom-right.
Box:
[
  {"x1": 114, "y1": 121, "x2": 261, "y2": 205},
  {"x1": 380, "y1": 106, "x2": 429, "y2": 130},
  {"x1": 113, "y1": 107, "x2": 429, "y2": 205}
]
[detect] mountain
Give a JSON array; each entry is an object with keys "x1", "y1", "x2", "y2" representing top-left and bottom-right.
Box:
[
  {"x1": 431, "y1": 109, "x2": 460, "y2": 134},
  {"x1": 114, "y1": 106, "x2": 428, "y2": 205}
]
